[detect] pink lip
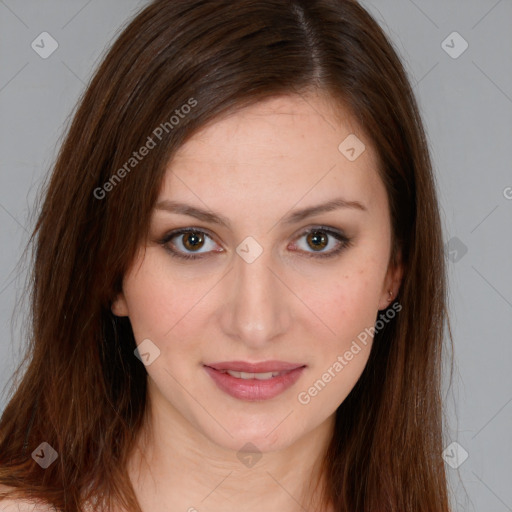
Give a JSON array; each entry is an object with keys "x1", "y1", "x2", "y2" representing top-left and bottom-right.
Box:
[
  {"x1": 203, "y1": 361, "x2": 306, "y2": 401},
  {"x1": 206, "y1": 360, "x2": 304, "y2": 373}
]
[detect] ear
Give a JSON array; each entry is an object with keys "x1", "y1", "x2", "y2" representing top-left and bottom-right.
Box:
[
  {"x1": 111, "y1": 291, "x2": 129, "y2": 317},
  {"x1": 378, "y1": 248, "x2": 404, "y2": 311}
]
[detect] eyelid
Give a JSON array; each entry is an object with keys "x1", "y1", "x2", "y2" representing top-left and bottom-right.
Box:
[{"x1": 294, "y1": 224, "x2": 345, "y2": 239}]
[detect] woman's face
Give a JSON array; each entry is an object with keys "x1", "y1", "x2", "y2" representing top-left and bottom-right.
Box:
[{"x1": 112, "y1": 92, "x2": 402, "y2": 453}]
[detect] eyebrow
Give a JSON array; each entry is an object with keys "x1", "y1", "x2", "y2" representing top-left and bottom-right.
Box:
[{"x1": 154, "y1": 197, "x2": 367, "y2": 228}]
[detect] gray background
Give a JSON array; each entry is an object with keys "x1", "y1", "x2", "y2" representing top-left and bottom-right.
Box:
[{"x1": 0, "y1": 1, "x2": 511, "y2": 510}]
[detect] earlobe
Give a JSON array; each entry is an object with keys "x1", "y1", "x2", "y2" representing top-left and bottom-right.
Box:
[
  {"x1": 378, "y1": 251, "x2": 404, "y2": 310},
  {"x1": 111, "y1": 293, "x2": 129, "y2": 317}
]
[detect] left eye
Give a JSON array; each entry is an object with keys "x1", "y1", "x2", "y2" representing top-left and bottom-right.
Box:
[
  {"x1": 291, "y1": 228, "x2": 346, "y2": 256},
  {"x1": 159, "y1": 226, "x2": 351, "y2": 260}
]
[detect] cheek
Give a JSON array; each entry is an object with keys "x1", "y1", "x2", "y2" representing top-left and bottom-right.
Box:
[
  {"x1": 123, "y1": 244, "x2": 386, "y2": 355},
  {"x1": 293, "y1": 272, "x2": 380, "y2": 414},
  {"x1": 121, "y1": 253, "x2": 210, "y2": 346},
  {"x1": 299, "y1": 263, "x2": 383, "y2": 346}
]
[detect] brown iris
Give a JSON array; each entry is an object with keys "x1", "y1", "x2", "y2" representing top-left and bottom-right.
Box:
[
  {"x1": 182, "y1": 231, "x2": 205, "y2": 251},
  {"x1": 306, "y1": 230, "x2": 328, "y2": 251}
]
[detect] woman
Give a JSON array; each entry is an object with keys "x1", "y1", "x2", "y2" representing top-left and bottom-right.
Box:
[{"x1": 0, "y1": 0, "x2": 453, "y2": 510}]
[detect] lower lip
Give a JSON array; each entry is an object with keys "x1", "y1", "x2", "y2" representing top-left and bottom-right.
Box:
[{"x1": 203, "y1": 365, "x2": 306, "y2": 401}]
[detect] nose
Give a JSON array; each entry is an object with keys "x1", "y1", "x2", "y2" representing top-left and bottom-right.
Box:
[{"x1": 218, "y1": 246, "x2": 292, "y2": 348}]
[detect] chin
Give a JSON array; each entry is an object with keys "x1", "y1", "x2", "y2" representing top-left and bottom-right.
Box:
[{"x1": 203, "y1": 417, "x2": 299, "y2": 454}]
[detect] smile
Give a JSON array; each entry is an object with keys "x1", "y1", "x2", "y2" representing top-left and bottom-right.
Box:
[{"x1": 203, "y1": 361, "x2": 306, "y2": 401}]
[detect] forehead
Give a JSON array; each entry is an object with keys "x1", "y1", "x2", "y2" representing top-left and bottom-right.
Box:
[{"x1": 161, "y1": 93, "x2": 386, "y2": 214}]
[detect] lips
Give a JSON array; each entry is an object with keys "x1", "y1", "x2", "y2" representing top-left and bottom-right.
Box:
[
  {"x1": 205, "y1": 360, "x2": 305, "y2": 373},
  {"x1": 203, "y1": 360, "x2": 307, "y2": 401}
]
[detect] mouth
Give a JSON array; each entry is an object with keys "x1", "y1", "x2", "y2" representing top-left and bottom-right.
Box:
[{"x1": 203, "y1": 361, "x2": 306, "y2": 401}]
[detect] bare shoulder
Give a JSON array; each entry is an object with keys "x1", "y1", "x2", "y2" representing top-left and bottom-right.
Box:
[{"x1": 0, "y1": 484, "x2": 56, "y2": 511}]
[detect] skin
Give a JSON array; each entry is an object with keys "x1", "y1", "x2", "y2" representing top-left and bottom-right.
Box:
[{"x1": 112, "y1": 92, "x2": 403, "y2": 512}]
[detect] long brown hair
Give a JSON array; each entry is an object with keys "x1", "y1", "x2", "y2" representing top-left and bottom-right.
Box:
[{"x1": 0, "y1": 0, "x2": 453, "y2": 510}]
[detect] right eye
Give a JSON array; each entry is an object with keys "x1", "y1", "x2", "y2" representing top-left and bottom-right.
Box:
[{"x1": 159, "y1": 228, "x2": 222, "y2": 260}]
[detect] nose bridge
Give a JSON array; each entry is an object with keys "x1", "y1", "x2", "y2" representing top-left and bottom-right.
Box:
[{"x1": 220, "y1": 245, "x2": 290, "y2": 346}]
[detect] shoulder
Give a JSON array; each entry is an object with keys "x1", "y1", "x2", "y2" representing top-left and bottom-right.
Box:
[{"x1": 0, "y1": 485, "x2": 56, "y2": 512}]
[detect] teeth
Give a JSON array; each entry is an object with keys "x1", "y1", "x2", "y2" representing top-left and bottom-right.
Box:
[
  {"x1": 225, "y1": 370, "x2": 281, "y2": 380},
  {"x1": 254, "y1": 372, "x2": 274, "y2": 380}
]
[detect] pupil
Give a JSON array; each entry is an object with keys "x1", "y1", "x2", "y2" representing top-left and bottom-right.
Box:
[{"x1": 308, "y1": 231, "x2": 327, "y2": 251}]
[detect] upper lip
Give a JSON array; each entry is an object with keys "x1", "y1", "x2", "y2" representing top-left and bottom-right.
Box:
[{"x1": 205, "y1": 361, "x2": 306, "y2": 373}]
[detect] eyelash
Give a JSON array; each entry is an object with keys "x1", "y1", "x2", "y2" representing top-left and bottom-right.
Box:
[{"x1": 158, "y1": 226, "x2": 353, "y2": 261}]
